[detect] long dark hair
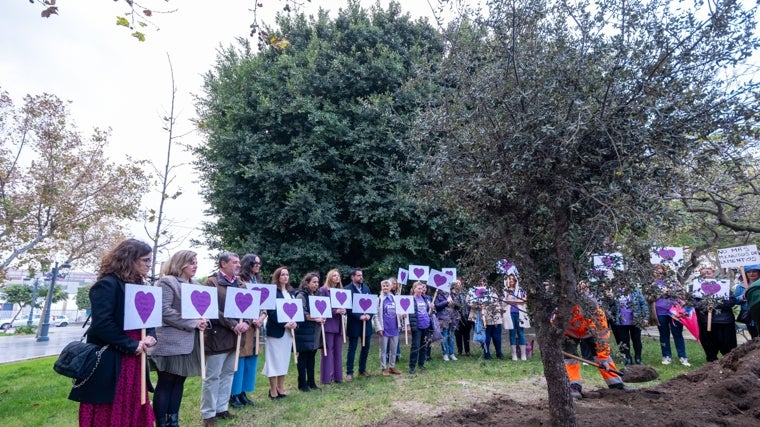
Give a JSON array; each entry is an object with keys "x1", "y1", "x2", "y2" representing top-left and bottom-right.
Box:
[
  {"x1": 239, "y1": 253, "x2": 262, "y2": 283},
  {"x1": 98, "y1": 238, "x2": 152, "y2": 283}
]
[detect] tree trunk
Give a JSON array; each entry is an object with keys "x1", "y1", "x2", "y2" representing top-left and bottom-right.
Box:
[{"x1": 537, "y1": 207, "x2": 579, "y2": 426}]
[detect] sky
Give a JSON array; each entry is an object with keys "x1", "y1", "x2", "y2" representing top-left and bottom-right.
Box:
[{"x1": 1, "y1": 0, "x2": 462, "y2": 275}]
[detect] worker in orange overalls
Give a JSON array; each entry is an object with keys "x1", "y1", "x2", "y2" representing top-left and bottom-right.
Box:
[{"x1": 563, "y1": 296, "x2": 627, "y2": 399}]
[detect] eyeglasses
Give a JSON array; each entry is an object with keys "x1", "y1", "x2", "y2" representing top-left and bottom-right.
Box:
[{"x1": 140, "y1": 257, "x2": 153, "y2": 264}]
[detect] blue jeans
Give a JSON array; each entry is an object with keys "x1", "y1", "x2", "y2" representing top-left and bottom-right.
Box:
[
  {"x1": 509, "y1": 312, "x2": 526, "y2": 345},
  {"x1": 346, "y1": 335, "x2": 371, "y2": 375},
  {"x1": 657, "y1": 314, "x2": 686, "y2": 358},
  {"x1": 440, "y1": 325, "x2": 455, "y2": 356},
  {"x1": 231, "y1": 354, "x2": 258, "y2": 394},
  {"x1": 483, "y1": 324, "x2": 503, "y2": 356}
]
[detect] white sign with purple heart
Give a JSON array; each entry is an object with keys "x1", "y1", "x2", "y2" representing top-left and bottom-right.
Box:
[
  {"x1": 223, "y1": 287, "x2": 261, "y2": 319},
  {"x1": 408, "y1": 265, "x2": 429, "y2": 282},
  {"x1": 394, "y1": 295, "x2": 414, "y2": 315},
  {"x1": 690, "y1": 279, "x2": 730, "y2": 299},
  {"x1": 330, "y1": 288, "x2": 352, "y2": 309},
  {"x1": 181, "y1": 284, "x2": 219, "y2": 319},
  {"x1": 309, "y1": 296, "x2": 332, "y2": 319},
  {"x1": 650, "y1": 247, "x2": 684, "y2": 266},
  {"x1": 397, "y1": 268, "x2": 409, "y2": 285},
  {"x1": 427, "y1": 269, "x2": 452, "y2": 292},
  {"x1": 124, "y1": 283, "x2": 163, "y2": 330},
  {"x1": 717, "y1": 244, "x2": 760, "y2": 269},
  {"x1": 276, "y1": 298, "x2": 304, "y2": 323},
  {"x1": 442, "y1": 268, "x2": 457, "y2": 281},
  {"x1": 352, "y1": 294, "x2": 378, "y2": 314},
  {"x1": 245, "y1": 283, "x2": 276, "y2": 310}
]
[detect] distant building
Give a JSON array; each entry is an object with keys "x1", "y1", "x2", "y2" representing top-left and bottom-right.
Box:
[{"x1": 1, "y1": 268, "x2": 97, "y2": 321}]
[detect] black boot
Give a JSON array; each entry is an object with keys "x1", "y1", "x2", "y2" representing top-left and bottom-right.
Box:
[
  {"x1": 239, "y1": 391, "x2": 254, "y2": 406},
  {"x1": 306, "y1": 361, "x2": 320, "y2": 390},
  {"x1": 167, "y1": 413, "x2": 179, "y2": 427},
  {"x1": 155, "y1": 414, "x2": 168, "y2": 427},
  {"x1": 229, "y1": 394, "x2": 243, "y2": 409}
]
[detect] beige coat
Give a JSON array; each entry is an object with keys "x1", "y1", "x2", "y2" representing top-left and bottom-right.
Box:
[{"x1": 151, "y1": 275, "x2": 201, "y2": 356}]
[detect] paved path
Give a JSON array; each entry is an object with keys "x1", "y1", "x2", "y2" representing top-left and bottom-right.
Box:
[{"x1": 0, "y1": 323, "x2": 86, "y2": 364}]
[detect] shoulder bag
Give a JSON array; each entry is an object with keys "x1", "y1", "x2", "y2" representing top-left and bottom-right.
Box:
[{"x1": 53, "y1": 318, "x2": 109, "y2": 389}]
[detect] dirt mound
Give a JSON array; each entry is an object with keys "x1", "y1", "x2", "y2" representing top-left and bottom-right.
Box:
[{"x1": 373, "y1": 339, "x2": 760, "y2": 426}]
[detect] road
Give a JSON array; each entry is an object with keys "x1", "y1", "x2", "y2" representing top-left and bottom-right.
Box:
[{"x1": 0, "y1": 323, "x2": 87, "y2": 364}]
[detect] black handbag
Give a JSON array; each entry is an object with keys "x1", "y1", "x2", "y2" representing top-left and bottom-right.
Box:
[{"x1": 53, "y1": 318, "x2": 109, "y2": 388}]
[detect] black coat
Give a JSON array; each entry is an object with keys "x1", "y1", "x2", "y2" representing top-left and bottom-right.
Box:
[
  {"x1": 68, "y1": 274, "x2": 155, "y2": 404},
  {"x1": 266, "y1": 289, "x2": 291, "y2": 339},
  {"x1": 293, "y1": 289, "x2": 321, "y2": 352},
  {"x1": 344, "y1": 283, "x2": 374, "y2": 338}
]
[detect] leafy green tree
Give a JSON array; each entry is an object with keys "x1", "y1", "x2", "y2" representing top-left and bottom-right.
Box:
[
  {"x1": 75, "y1": 285, "x2": 91, "y2": 311},
  {"x1": 195, "y1": 1, "x2": 463, "y2": 284},
  {"x1": 413, "y1": 0, "x2": 759, "y2": 424},
  {"x1": 0, "y1": 284, "x2": 33, "y2": 321}
]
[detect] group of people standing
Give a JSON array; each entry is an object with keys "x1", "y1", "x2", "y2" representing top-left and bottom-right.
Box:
[{"x1": 66, "y1": 238, "x2": 536, "y2": 427}]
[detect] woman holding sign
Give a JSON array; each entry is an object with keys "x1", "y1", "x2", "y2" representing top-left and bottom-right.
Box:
[
  {"x1": 263, "y1": 267, "x2": 297, "y2": 399},
  {"x1": 151, "y1": 250, "x2": 207, "y2": 427},
  {"x1": 318, "y1": 268, "x2": 346, "y2": 385},
  {"x1": 229, "y1": 254, "x2": 267, "y2": 408},
  {"x1": 294, "y1": 272, "x2": 325, "y2": 391},
  {"x1": 70, "y1": 239, "x2": 157, "y2": 427}
]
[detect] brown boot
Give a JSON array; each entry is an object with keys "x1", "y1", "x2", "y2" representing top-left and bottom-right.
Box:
[
  {"x1": 382, "y1": 369, "x2": 391, "y2": 376},
  {"x1": 389, "y1": 367, "x2": 402, "y2": 375}
]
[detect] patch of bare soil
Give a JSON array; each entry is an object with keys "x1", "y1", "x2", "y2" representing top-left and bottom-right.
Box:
[{"x1": 372, "y1": 339, "x2": 760, "y2": 427}]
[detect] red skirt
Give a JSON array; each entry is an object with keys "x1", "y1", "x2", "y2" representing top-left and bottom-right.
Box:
[{"x1": 79, "y1": 330, "x2": 155, "y2": 427}]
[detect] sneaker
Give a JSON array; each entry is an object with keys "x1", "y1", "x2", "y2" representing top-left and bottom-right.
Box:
[
  {"x1": 569, "y1": 384, "x2": 582, "y2": 399},
  {"x1": 661, "y1": 356, "x2": 671, "y2": 365},
  {"x1": 449, "y1": 354, "x2": 458, "y2": 361},
  {"x1": 419, "y1": 366, "x2": 427, "y2": 373},
  {"x1": 443, "y1": 354, "x2": 450, "y2": 361},
  {"x1": 679, "y1": 357, "x2": 691, "y2": 367},
  {"x1": 409, "y1": 368, "x2": 416, "y2": 375}
]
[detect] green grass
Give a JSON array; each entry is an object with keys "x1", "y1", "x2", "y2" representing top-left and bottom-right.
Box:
[{"x1": 0, "y1": 334, "x2": 706, "y2": 427}]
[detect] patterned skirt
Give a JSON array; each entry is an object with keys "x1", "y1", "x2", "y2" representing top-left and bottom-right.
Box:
[{"x1": 79, "y1": 330, "x2": 155, "y2": 427}]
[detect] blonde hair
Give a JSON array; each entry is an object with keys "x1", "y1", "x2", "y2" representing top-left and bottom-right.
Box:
[
  {"x1": 323, "y1": 268, "x2": 343, "y2": 289},
  {"x1": 161, "y1": 250, "x2": 198, "y2": 278}
]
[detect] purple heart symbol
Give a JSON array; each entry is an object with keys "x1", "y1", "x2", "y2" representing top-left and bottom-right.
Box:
[
  {"x1": 135, "y1": 291, "x2": 155, "y2": 323},
  {"x1": 283, "y1": 302, "x2": 298, "y2": 319},
  {"x1": 701, "y1": 281, "x2": 721, "y2": 295},
  {"x1": 359, "y1": 298, "x2": 372, "y2": 312},
  {"x1": 400, "y1": 271, "x2": 407, "y2": 282},
  {"x1": 235, "y1": 292, "x2": 253, "y2": 313},
  {"x1": 444, "y1": 270, "x2": 453, "y2": 276},
  {"x1": 658, "y1": 249, "x2": 676, "y2": 260},
  {"x1": 315, "y1": 299, "x2": 327, "y2": 316},
  {"x1": 413, "y1": 268, "x2": 424, "y2": 278},
  {"x1": 336, "y1": 292, "x2": 347, "y2": 305},
  {"x1": 191, "y1": 290, "x2": 211, "y2": 316},
  {"x1": 400, "y1": 298, "x2": 410, "y2": 311},
  {"x1": 433, "y1": 274, "x2": 447, "y2": 287},
  {"x1": 251, "y1": 287, "x2": 270, "y2": 305}
]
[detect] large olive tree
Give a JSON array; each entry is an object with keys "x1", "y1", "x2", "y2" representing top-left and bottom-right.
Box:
[{"x1": 412, "y1": 0, "x2": 759, "y2": 424}]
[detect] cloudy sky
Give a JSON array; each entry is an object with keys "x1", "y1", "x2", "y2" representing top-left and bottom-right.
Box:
[{"x1": 1, "y1": 0, "x2": 460, "y2": 274}]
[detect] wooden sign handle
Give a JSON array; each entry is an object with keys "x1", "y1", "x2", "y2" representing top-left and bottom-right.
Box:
[{"x1": 140, "y1": 328, "x2": 146, "y2": 405}]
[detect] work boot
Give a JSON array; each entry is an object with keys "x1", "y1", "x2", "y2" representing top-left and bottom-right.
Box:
[{"x1": 608, "y1": 382, "x2": 634, "y2": 391}]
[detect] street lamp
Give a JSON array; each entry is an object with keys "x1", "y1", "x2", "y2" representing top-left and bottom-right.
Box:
[
  {"x1": 27, "y1": 277, "x2": 40, "y2": 327},
  {"x1": 37, "y1": 261, "x2": 71, "y2": 342}
]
